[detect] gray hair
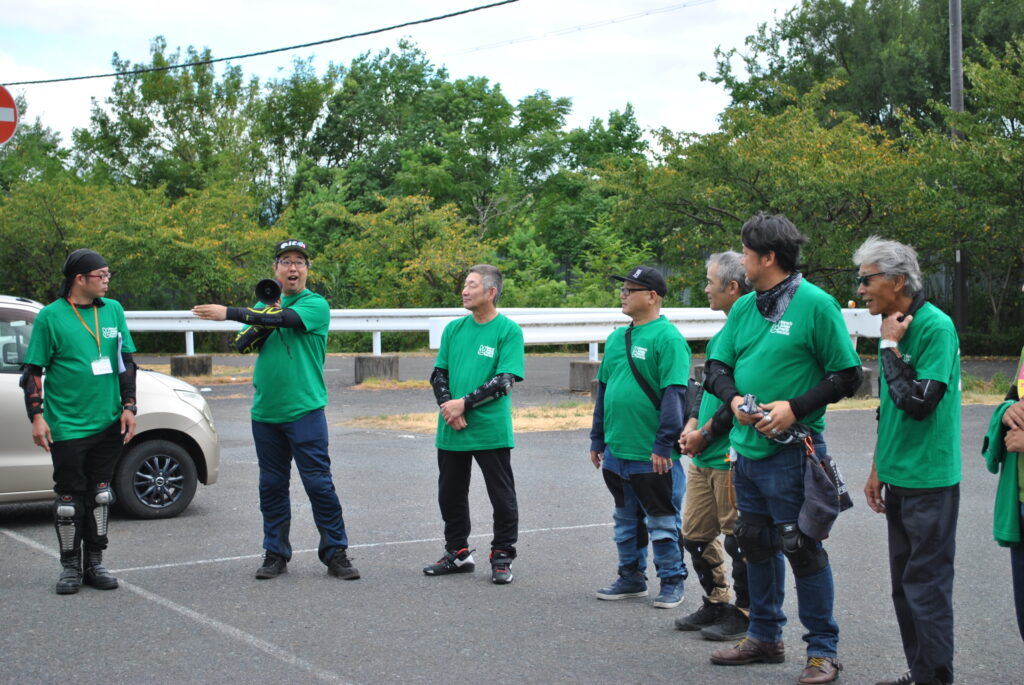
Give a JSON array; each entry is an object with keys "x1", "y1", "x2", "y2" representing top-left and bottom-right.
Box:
[
  {"x1": 468, "y1": 264, "x2": 503, "y2": 303},
  {"x1": 706, "y1": 251, "x2": 752, "y2": 295},
  {"x1": 852, "y1": 236, "x2": 922, "y2": 295}
]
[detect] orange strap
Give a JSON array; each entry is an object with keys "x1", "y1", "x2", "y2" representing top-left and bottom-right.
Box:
[{"x1": 68, "y1": 299, "x2": 101, "y2": 356}]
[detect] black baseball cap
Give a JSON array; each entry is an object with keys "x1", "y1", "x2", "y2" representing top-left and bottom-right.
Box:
[
  {"x1": 274, "y1": 239, "x2": 311, "y2": 259},
  {"x1": 610, "y1": 265, "x2": 667, "y2": 297}
]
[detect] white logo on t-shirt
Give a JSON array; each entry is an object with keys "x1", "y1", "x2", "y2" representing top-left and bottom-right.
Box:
[
  {"x1": 770, "y1": 320, "x2": 792, "y2": 336},
  {"x1": 631, "y1": 345, "x2": 648, "y2": 360},
  {"x1": 102, "y1": 327, "x2": 118, "y2": 339},
  {"x1": 478, "y1": 345, "x2": 495, "y2": 358}
]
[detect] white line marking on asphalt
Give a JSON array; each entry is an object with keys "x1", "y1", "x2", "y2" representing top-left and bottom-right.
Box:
[
  {"x1": 98, "y1": 521, "x2": 613, "y2": 574},
  {"x1": 0, "y1": 528, "x2": 353, "y2": 685}
]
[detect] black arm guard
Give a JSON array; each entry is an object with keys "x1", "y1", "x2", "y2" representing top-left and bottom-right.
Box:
[
  {"x1": 880, "y1": 348, "x2": 948, "y2": 420},
  {"x1": 703, "y1": 359, "x2": 740, "y2": 404},
  {"x1": 787, "y1": 366, "x2": 864, "y2": 419},
  {"x1": 590, "y1": 381, "x2": 607, "y2": 453},
  {"x1": 430, "y1": 367, "x2": 452, "y2": 406},
  {"x1": 226, "y1": 306, "x2": 305, "y2": 330},
  {"x1": 462, "y1": 373, "x2": 517, "y2": 410},
  {"x1": 687, "y1": 379, "x2": 704, "y2": 421},
  {"x1": 709, "y1": 403, "x2": 734, "y2": 437},
  {"x1": 20, "y1": 363, "x2": 44, "y2": 421},
  {"x1": 119, "y1": 351, "x2": 137, "y2": 405}
]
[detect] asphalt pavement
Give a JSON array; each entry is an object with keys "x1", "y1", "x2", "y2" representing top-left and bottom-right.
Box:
[{"x1": 1, "y1": 354, "x2": 1021, "y2": 684}]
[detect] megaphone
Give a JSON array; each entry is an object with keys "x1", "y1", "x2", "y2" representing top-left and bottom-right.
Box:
[{"x1": 255, "y1": 279, "x2": 282, "y2": 304}]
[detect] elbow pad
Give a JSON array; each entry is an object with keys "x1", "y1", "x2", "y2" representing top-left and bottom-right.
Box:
[
  {"x1": 20, "y1": 364, "x2": 44, "y2": 421},
  {"x1": 788, "y1": 366, "x2": 864, "y2": 419},
  {"x1": 430, "y1": 367, "x2": 452, "y2": 406},
  {"x1": 463, "y1": 373, "x2": 517, "y2": 410},
  {"x1": 703, "y1": 360, "x2": 739, "y2": 403},
  {"x1": 882, "y1": 349, "x2": 947, "y2": 420}
]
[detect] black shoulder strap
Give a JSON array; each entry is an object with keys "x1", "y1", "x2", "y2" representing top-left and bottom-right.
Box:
[{"x1": 625, "y1": 325, "x2": 661, "y2": 410}]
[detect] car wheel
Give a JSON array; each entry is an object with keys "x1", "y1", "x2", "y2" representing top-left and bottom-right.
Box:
[{"x1": 114, "y1": 439, "x2": 198, "y2": 519}]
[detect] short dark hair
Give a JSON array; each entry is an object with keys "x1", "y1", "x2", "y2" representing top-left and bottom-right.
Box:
[{"x1": 740, "y1": 213, "x2": 808, "y2": 273}]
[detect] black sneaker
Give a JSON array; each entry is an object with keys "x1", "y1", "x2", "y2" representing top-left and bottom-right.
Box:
[
  {"x1": 700, "y1": 604, "x2": 750, "y2": 642},
  {"x1": 675, "y1": 597, "x2": 727, "y2": 631},
  {"x1": 255, "y1": 551, "x2": 287, "y2": 579},
  {"x1": 423, "y1": 548, "x2": 475, "y2": 576},
  {"x1": 327, "y1": 549, "x2": 360, "y2": 580},
  {"x1": 490, "y1": 549, "x2": 514, "y2": 585}
]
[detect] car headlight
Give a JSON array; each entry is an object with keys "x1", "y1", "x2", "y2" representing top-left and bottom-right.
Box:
[{"x1": 175, "y1": 389, "x2": 215, "y2": 426}]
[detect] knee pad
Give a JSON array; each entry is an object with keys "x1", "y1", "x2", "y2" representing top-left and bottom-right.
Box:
[
  {"x1": 87, "y1": 482, "x2": 114, "y2": 538},
  {"x1": 724, "y1": 533, "x2": 750, "y2": 607},
  {"x1": 778, "y1": 522, "x2": 829, "y2": 577},
  {"x1": 734, "y1": 512, "x2": 779, "y2": 564},
  {"x1": 683, "y1": 537, "x2": 723, "y2": 596},
  {"x1": 53, "y1": 493, "x2": 81, "y2": 553}
]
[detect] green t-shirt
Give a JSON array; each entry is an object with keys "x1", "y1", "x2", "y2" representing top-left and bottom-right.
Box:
[
  {"x1": 434, "y1": 313, "x2": 525, "y2": 451},
  {"x1": 25, "y1": 298, "x2": 136, "y2": 441},
  {"x1": 693, "y1": 332, "x2": 731, "y2": 470},
  {"x1": 710, "y1": 280, "x2": 861, "y2": 460},
  {"x1": 876, "y1": 302, "x2": 962, "y2": 488},
  {"x1": 251, "y1": 290, "x2": 329, "y2": 423},
  {"x1": 597, "y1": 315, "x2": 691, "y2": 462}
]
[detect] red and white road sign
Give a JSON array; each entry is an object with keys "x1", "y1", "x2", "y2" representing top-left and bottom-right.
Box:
[{"x1": 0, "y1": 85, "x2": 19, "y2": 145}]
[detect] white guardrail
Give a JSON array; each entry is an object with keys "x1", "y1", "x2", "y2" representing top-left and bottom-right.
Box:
[{"x1": 125, "y1": 307, "x2": 881, "y2": 361}]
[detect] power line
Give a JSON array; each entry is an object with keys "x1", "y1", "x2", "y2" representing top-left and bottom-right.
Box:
[
  {"x1": 1, "y1": 0, "x2": 520, "y2": 87},
  {"x1": 443, "y1": 0, "x2": 715, "y2": 56}
]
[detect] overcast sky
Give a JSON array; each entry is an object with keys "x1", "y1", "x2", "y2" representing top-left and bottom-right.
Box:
[{"x1": 1, "y1": 0, "x2": 798, "y2": 145}]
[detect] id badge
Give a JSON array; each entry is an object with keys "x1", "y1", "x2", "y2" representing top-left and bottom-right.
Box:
[{"x1": 92, "y1": 357, "x2": 113, "y2": 375}]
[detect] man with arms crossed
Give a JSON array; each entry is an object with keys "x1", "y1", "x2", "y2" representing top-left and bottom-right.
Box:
[
  {"x1": 675, "y1": 251, "x2": 751, "y2": 640},
  {"x1": 425, "y1": 264, "x2": 524, "y2": 584},
  {"x1": 193, "y1": 239, "x2": 358, "y2": 581},
  {"x1": 856, "y1": 236, "x2": 960, "y2": 685},
  {"x1": 22, "y1": 249, "x2": 137, "y2": 594},
  {"x1": 590, "y1": 266, "x2": 690, "y2": 609},
  {"x1": 703, "y1": 214, "x2": 862, "y2": 684}
]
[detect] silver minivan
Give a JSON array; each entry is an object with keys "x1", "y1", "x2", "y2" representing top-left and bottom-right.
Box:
[{"x1": 0, "y1": 295, "x2": 220, "y2": 518}]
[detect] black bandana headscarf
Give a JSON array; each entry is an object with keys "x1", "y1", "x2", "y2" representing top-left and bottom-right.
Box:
[{"x1": 59, "y1": 249, "x2": 108, "y2": 299}]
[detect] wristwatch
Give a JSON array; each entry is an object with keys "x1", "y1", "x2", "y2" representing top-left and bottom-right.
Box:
[{"x1": 122, "y1": 404, "x2": 138, "y2": 415}]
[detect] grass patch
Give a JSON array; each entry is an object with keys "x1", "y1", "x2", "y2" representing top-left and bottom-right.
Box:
[
  {"x1": 342, "y1": 402, "x2": 595, "y2": 433},
  {"x1": 141, "y1": 364, "x2": 251, "y2": 385},
  {"x1": 353, "y1": 377, "x2": 431, "y2": 391}
]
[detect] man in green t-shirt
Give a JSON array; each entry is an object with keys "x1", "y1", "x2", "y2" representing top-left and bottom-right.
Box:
[
  {"x1": 22, "y1": 249, "x2": 138, "y2": 595},
  {"x1": 675, "y1": 251, "x2": 751, "y2": 640},
  {"x1": 425, "y1": 264, "x2": 524, "y2": 584},
  {"x1": 589, "y1": 266, "x2": 691, "y2": 610},
  {"x1": 995, "y1": 338, "x2": 1024, "y2": 642},
  {"x1": 704, "y1": 214, "x2": 862, "y2": 685},
  {"x1": 193, "y1": 239, "x2": 358, "y2": 582},
  {"x1": 855, "y1": 237, "x2": 961, "y2": 685}
]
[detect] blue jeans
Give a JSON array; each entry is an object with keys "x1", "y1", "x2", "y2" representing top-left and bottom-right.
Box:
[
  {"x1": 601, "y1": 450, "x2": 686, "y2": 580},
  {"x1": 1013, "y1": 503, "x2": 1024, "y2": 642},
  {"x1": 733, "y1": 435, "x2": 839, "y2": 657},
  {"x1": 252, "y1": 408, "x2": 349, "y2": 564}
]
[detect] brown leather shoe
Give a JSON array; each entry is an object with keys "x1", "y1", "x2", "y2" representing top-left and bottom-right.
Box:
[
  {"x1": 798, "y1": 656, "x2": 842, "y2": 684},
  {"x1": 709, "y1": 636, "x2": 785, "y2": 665}
]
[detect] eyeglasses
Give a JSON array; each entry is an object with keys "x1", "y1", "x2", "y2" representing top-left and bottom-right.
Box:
[
  {"x1": 620, "y1": 287, "x2": 651, "y2": 296},
  {"x1": 854, "y1": 271, "x2": 885, "y2": 287},
  {"x1": 276, "y1": 260, "x2": 308, "y2": 268},
  {"x1": 84, "y1": 272, "x2": 113, "y2": 281}
]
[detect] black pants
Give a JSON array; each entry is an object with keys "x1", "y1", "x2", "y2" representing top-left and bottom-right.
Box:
[
  {"x1": 886, "y1": 484, "x2": 959, "y2": 684},
  {"x1": 50, "y1": 420, "x2": 123, "y2": 551},
  {"x1": 437, "y1": 448, "x2": 518, "y2": 556}
]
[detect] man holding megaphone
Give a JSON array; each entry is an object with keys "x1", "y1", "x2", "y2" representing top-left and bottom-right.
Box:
[{"x1": 193, "y1": 239, "x2": 359, "y2": 582}]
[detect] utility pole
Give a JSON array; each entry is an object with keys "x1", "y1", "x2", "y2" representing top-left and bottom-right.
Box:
[{"x1": 949, "y1": 0, "x2": 967, "y2": 331}]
